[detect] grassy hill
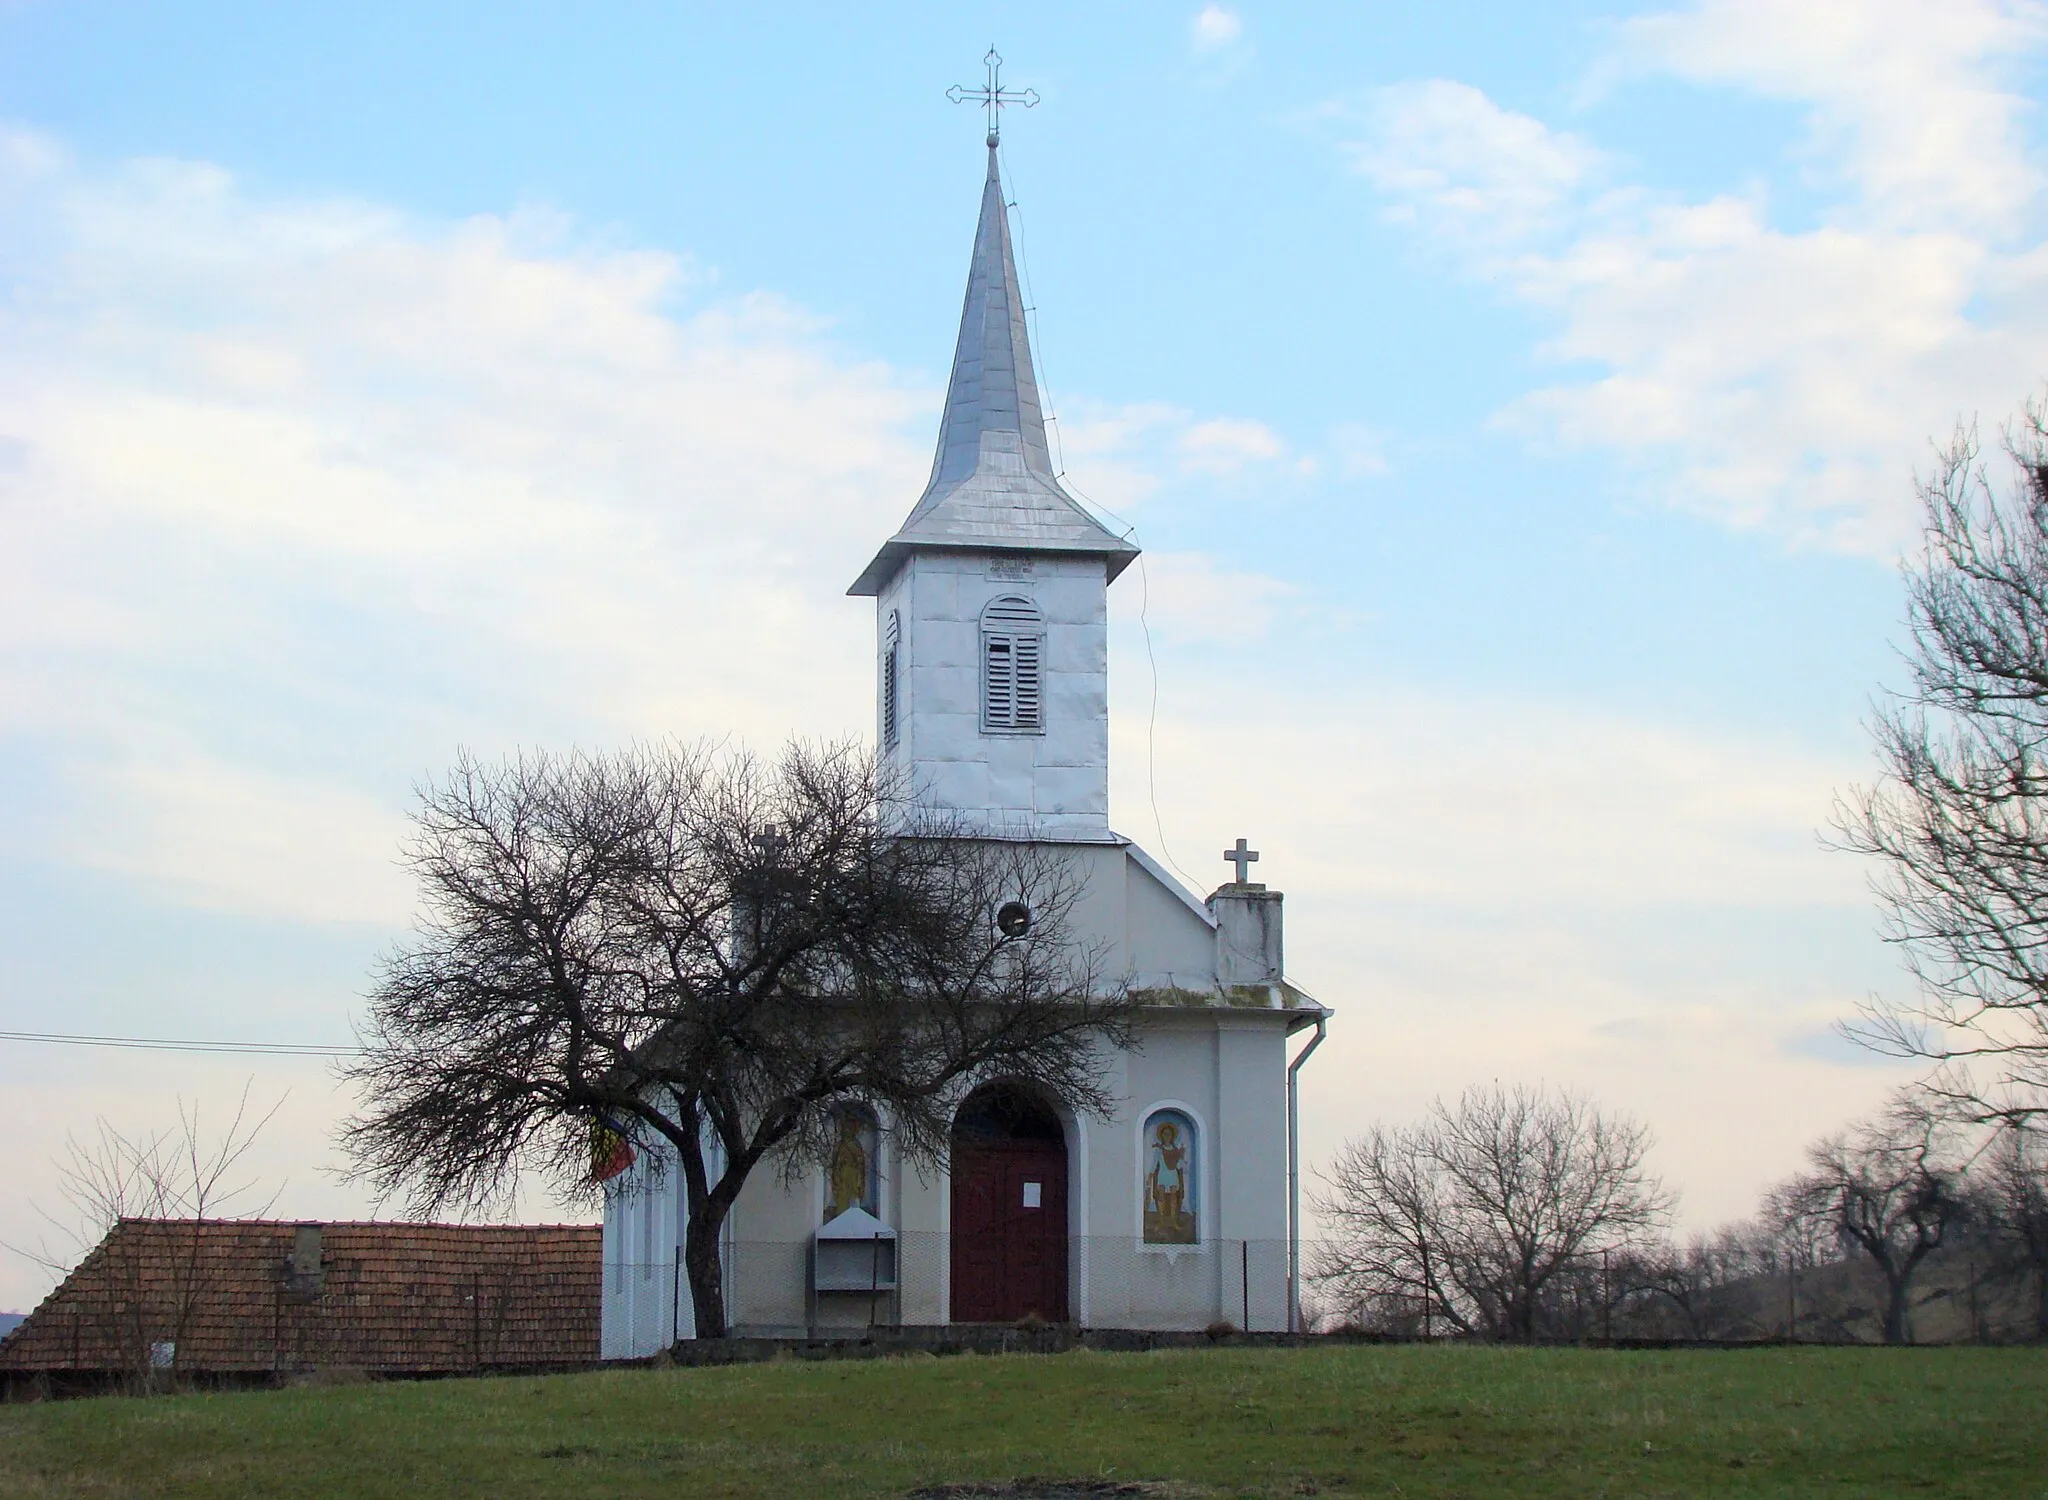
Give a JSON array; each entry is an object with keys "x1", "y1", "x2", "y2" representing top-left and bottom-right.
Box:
[{"x1": 1, "y1": 1343, "x2": 2043, "y2": 1498}]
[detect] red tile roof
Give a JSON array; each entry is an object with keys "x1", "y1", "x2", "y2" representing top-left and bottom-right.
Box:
[{"x1": 0, "y1": 1219, "x2": 600, "y2": 1375}]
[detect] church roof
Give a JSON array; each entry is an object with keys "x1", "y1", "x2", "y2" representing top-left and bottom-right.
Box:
[{"x1": 848, "y1": 145, "x2": 1140, "y2": 597}]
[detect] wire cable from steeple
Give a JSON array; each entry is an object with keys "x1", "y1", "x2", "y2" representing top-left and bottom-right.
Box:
[
  {"x1": 0, "y1": 1029, "x2": 357, "y2": 1057},
  {"x1": 997, "y1": 143, "x2": 1202, "y2": 894},
  {"x1": 997, "y1": 140, "x2": 1068, "y2": 481},
  {"x1": 1133, "y1": 553, "x2": 1202, "y2": 891}
]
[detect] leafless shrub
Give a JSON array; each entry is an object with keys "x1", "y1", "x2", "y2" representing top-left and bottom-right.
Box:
[
  {"x1": 1770, "y1": 1093, "x2": 1968, "y2": 1345},
  {"x1": 1310, "y1": 1083, "x2": 1672, "y2": 1341},
  {"x1": 1976, "y1": 1117, "x2": 2048, "y2": 1338},
  {"x1": 4, "y1": 1086, "x2": 281, "y2": 1388}
]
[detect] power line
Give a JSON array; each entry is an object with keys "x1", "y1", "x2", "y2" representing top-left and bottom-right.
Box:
[{"x1": 0, "y1": 1030, "x2": 357, "y2": 1058}]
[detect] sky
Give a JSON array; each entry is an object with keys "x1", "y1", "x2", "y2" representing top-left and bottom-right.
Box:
[{"x1": 5, "y1": 0, "x2": 2045, "y2": 1310}]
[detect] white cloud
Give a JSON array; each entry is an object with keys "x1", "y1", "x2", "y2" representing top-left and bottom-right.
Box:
[
  {"x1": 1053, "y1": 398, "x2": 1296, "y2": 510},
  {"x1": 1116, "y1": 551, "x2": 1299, "y2": 645},
  {"x1": 0, "y1": 132, "x2": 1326, "y2": 940},
  {"x1": 1341, "y1": 80, "x2": 1606, "y2": 249},
  {"x1": 1176, "y1": 416, "x2": 1287, "y2": 472},
  {"x1": 78, "y1": 749, "x2": 417, "y2": 925},
  {"x1": 1111, "y1": 670, "x2": 1908, "y2": 1230},
  {"x1": 1620, "y1": 0, "x2": 2047, "y2": 235},
  {"x1": 0, "y1": 130, "x2": 942, "y2": 927},
  {"x1": 1141, "y1": 683, "x2": 1850, "y2": 913},
  {"x1": 1329, "y1": 421, "x2": 1391, "y2": 477},
  {"x1": 1333, "y1": 4, "x2": 2048, "y2": 550},
  {"x1": 1191, "y1": 5, "x2": 1243, "y2": 51}
]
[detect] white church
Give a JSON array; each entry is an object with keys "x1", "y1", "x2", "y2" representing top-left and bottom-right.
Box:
[{"x1": 602, "y1": 127, "x2": 1329, "y2": 1351}]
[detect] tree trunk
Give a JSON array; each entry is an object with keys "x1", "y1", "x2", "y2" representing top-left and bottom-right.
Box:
[
  {"x1": 683, "y1": 1215, "x2": 728, "y2": 1340},
  {"x1": 1881, "y1": 1269, "x2": 1912, "y2": 1345},
  {"x1": 663, "y1": 1099, "x2": 792, "y2": 1345}
]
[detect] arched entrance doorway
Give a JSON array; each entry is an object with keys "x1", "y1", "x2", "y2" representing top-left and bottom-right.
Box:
[{"x1": 949, "y1": 1082, "x2": 1069, "y2": 1323}]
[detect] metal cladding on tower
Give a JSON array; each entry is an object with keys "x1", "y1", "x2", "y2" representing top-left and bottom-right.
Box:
[{"x1": 847, "y1": 145, "x2": 1139, "y2": 598}]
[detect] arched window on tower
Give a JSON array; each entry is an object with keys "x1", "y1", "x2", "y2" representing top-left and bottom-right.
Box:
[
  {"x1": 882, "y1": 610, "x2": 901, "y2": 751},
  {"x1": 981, "y1": 595, "x2": 1044, "y2": 734}
]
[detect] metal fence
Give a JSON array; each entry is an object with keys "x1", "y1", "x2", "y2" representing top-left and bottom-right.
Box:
[
  {"x1": 17, "y1": 1231, "x2": 2033, "y2": 1391},
  {"x1": 602, "y1": 1234, "x2": 1299, "y2": 1354},
  {"x1": 606, "y1": 1232, "x2": 2048, "y2": 1355},
  {"x1": 1302, "y1": 1241, "x2": 2048, "y2": 1348}
]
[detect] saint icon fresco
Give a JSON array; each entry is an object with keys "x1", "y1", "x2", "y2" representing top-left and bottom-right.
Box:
[
  {"x1": 826, "y1": 1108, "x2": 878, "y2": 1221},
  {"x1": 1142, "y1": 1110, "x2": 1197, "y2": 1244}
]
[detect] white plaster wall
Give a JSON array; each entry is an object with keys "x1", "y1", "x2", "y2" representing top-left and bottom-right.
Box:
[
  {"x1": 878, "y1": 552, "x2": 1111, "y2": 835},
  {"x1": 895, "y1": 1145, "x2": 950, "y2": 1328},
  {"x1": 599, "y1": 1143, "x2": 687, "y2": 1358},
  {"x1": 715, "y1": 1118, "x2": 934, "y2": 1336},
  {"x1": 964, "y1": 840, "x2": 1210, "y2": 993},
  {"x1": 1123, "y1": 852, "x2": 1218, "y2": 990},
  {"x1": 605, "y1": 1009, "x2": 1300, "y2": 1338},
  {"x1": 722, "y1": 1161, "x2": 812, "y2": 1335},
  {"x1": 1079, "y1": 1012, "x2": 1295, "y2": 1331},
  {"x1": 1058, "y1": 842, "x2": 1131, "y2": 983}
]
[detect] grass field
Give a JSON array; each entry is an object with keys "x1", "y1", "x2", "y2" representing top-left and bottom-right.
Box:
[{"x1": 1, "y1": 1344, "x2": 2044, "y2": 1498}]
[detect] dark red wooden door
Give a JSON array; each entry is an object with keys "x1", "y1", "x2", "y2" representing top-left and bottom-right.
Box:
[{"x1": 950, "y1": 1140, "x2": 1068, "y2": 1323}]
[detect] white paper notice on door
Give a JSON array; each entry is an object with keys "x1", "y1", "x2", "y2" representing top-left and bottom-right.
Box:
[{"x1": 1022, "y1": 1181, "x2": 1042, "y2": 1208}]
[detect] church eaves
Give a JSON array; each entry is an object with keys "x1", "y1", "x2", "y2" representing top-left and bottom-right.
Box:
[{"x1": 848, "y1": 145, "x2": 1140, "y2": 597}]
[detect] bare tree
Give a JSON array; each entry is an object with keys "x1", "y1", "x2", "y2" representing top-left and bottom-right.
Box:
[
  {"x1": 1837, "y1": 396, "x2": 2048, "y2": 1123},
  {"x1": 1623, "y1": 1222, "x2": 1788, "y2": 1342},
  {"x1": 341, "y1": 740, "x2": 1132, "y2": 1338},
  {"x1": 1978, "y1": 1118, "x2": 2048, "y2": 1338},
  {"x1": 1311, "y1": 1084, "x2": 1673, "y2": 1341},
  {"x1": 1774, "y1": 1095, "x2": 1967, "y2": 1345},
  {"x1": 6, "y1": 1087, "x2": 280, "y2": 1386}
]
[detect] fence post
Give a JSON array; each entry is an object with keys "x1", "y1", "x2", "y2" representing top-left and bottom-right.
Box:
[
  {"x1": 1602, "y1": 1249, "x2": 1611, "y2": 1344},
  {"x1": 1966, "y1": 1241, "x2": 1980, "y2": 1343},
  {"x1": 1420, "y1": 1237, "x2": 1431, "y2": 1341},
  {"x1": 1241, "y1": 1242, "x2": 1250, "y2": 1332},
  {"x1": 672, "y1": 1243, "x2": 683, "y2": 1347}
]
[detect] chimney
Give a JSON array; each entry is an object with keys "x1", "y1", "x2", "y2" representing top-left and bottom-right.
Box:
[
  {"x1": 290, "y1": 1224, "x2": 325, "y2": 1293},
  {"x1": 1210, "y1": 882, "x2": 1283, "y2": 989}
]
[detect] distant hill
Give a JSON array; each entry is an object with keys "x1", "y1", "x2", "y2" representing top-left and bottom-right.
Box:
[{"x1": 0, "y1": 1315, "x2": 23, "y2": 1340}]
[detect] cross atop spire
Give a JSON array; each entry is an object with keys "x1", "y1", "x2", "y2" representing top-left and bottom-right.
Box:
[{"x1": 946, "y1": 46, "x2": 1039, "y2": 147}]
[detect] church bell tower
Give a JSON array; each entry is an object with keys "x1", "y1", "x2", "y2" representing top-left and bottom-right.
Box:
[{"x1": 848, "y1": 141, "x2": 1138, "y2": 839}]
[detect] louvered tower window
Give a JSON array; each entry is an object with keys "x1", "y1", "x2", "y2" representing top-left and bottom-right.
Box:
[
  {"x1": 882, "y1": 611, "x2": 901, "y2": 750},
  {"x1": 981, "y1": 595, "x2": 1044, "y2": 733}
]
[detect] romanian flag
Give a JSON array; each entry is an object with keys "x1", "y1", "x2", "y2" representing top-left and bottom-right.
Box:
[{"x1": 590, "y1": 1120, "x2": 635, "y2": 1183}]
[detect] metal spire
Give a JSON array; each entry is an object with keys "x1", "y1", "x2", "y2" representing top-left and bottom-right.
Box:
[
  {"x1": 946, "y1": 46, "x2": 1038, "y2": 147},
  {"x1": 846, "y1": 55, "x2": 1136, "y2": 597}
]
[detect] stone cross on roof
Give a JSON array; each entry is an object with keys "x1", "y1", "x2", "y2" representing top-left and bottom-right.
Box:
[
  {"x1": 1224, "y1": 838, "x2": 1260, "y2": 884},
  {"x1": 946, "y1": 46, "x2": 1038, "y2": 147}
]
